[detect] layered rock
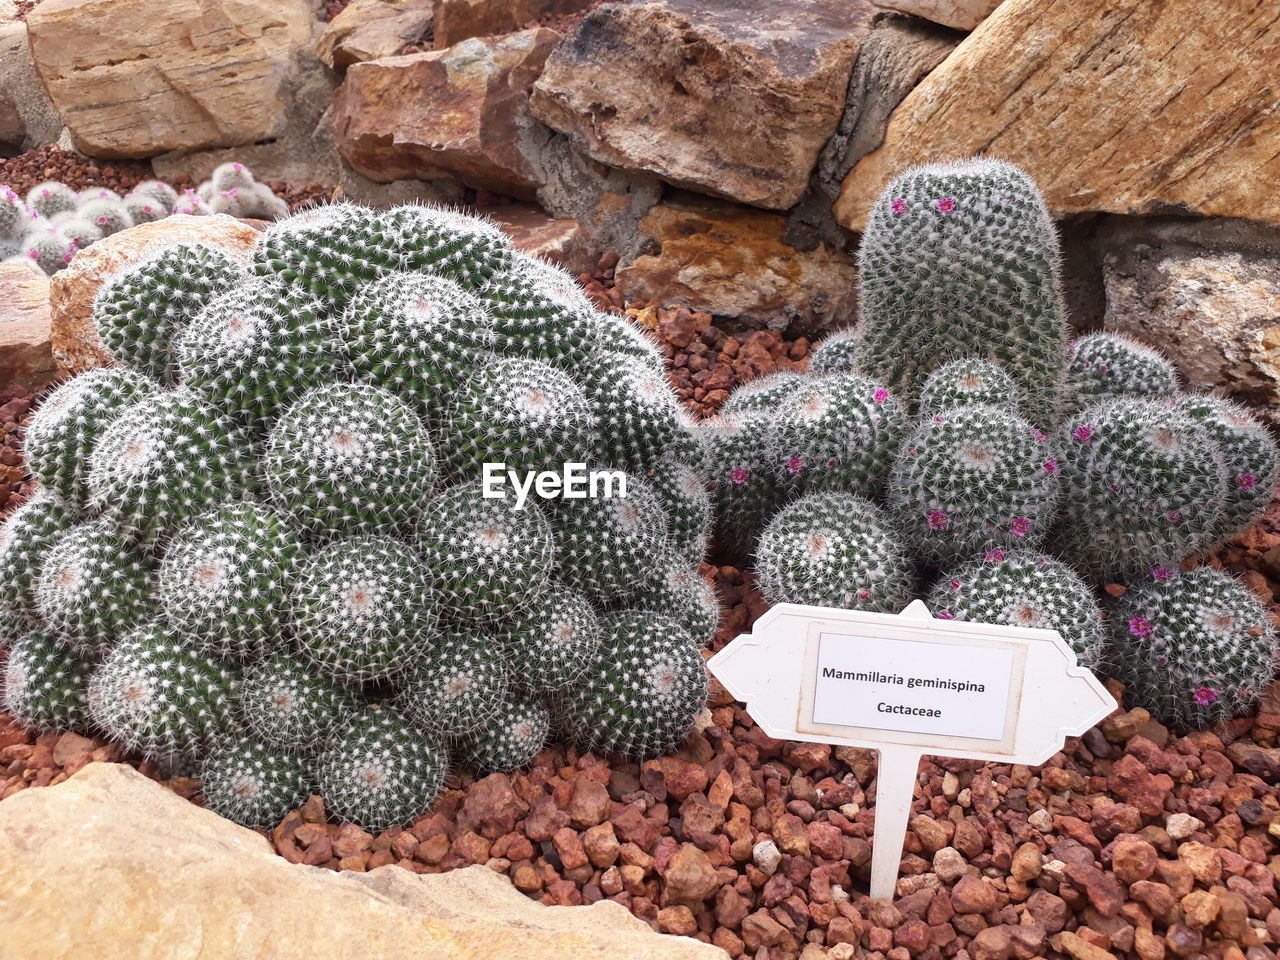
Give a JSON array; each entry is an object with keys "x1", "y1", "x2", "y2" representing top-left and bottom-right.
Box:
[
  {"x1": 488, "y1": 204, "x2": 593, "y2": 273},
  {"x1": 316, "y1": 0, "x2": 434, "y2": 71},
  {"x1": 332, "y1": 29, "x2": 560, "y2": 199},
  {"x1": 0, "y1": 265, "x2": 55, "y2": 388},
  {"x1": 0, "y1": 763, "x2": 727, "y2": 960},
  {"x1": 0, "y1": 17, "x2": 62, "y2": 151},
  {"x1": 874, "y1": 0, "x2": 1003, "y2": 30},
  {"x1": 1098, "y1": 217, "x2": 1280, "y2": 424},
  {"x1": 50, "y1": 215, "x2": 261, "y2": 374},
  {"x1": 531, "y1": 0, "x2": 878, "y2": 211},
  {"x1": 433, "y1": 0, "x2": 597, "y2": 48},
  {"x1": 616, "y1": 196, "x2": 857, "y2": 332},
  {"x1": 836, "y1": 0, "x2": 1280, "y2": 230},
  {"x1": 26, "y1": 0, "x2": 316, "y2": 159}
]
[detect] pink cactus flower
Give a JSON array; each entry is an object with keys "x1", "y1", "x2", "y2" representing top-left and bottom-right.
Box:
[
  {"x1": 890, "y1": 197, "x2": 908, "y2": 216},
  {"x1": 1168, "y1": 511, "x2": 1182, "y2": 523},
  {"x1": 857, "y1": 588, "x2": 870, "y2": 600},
  {"x1": 873, "y1": 387, "x2": 890, "y2": 405},
  {"x1": 926, "y1": 509, "x2": 950, "y2": 531},
  {"x1": 984, "y1": 549, "x2": 1005, "y2": 563},
  {"x1": 1128, "y1": 616, "x2": 1152, "y2": 638},
  {"x1": 936, "y1": 197, "x2": 956, "y2": 213},
  {"x1": 1072, "y1": 424, "x2": 1094, "y2": 443},
  {"x1": 826, "y1": 458, "x2": 837, "y2": 467},
  {"x1": 1238, "y1": 473, "x2": 1259, "y2": 490},
  {"x1": 1150, "y1": 566, "x2": 1173, "y2": 582},
  {"x1": 937, "y1": 610, "x2": 954, "y2": 620},
  {"x1": 1192, "y1": 687, "x2": 1218, "y2": 707},
  {"x1": 1043, "y1": 458, "x2": 1059, "y2": 474},
  {"x1": 730, "y1": 467, "x2": 750, "y2": 486},
  {"x1": 1009, "y1": 516, "x2": 1033, "y2": 538},
  {"x1": 948, "y1": 579, "x2": 961, "y2": 590},
  {"x1": 785, "y1": 456, "x2": 805, "y2": 476},
  {"x1": 1030, "y1": 428, "x2": 1048, "y2": 443},
  {"x1": 1097, "y1": 364, "x2": 1110, "y2": 374}
]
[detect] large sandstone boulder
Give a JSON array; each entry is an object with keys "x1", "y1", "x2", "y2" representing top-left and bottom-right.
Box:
[
  {"x1": 27, "y1": 0, "x2": 316, "y2": 159},
  {"x1": 1098, "y1": 217, "x2": 1280, "y2": 425},
  {"x1": 50, "y1": 215, "x2": 261, "y2": 375},
  {"x1": 617, "y1": 196, "x2": 857, "y2": 332},
  {"x1": 433, "y1": 0, "x2": 597, "y2": 48},
  {"x1": 316, "y1": 0, "x2": 434, "y2": 71},
  {"x1": 0, "y1": 265, "x2": 55, "y2": 389},
  {"x1": 0, "y1": 763, "x2": 727, "y2": 960},
  {"x1": 836, "y1": 0, "x2": 1280, "y2": 230},
  {"x1": 530, "y1": 0, "x2": 878, "y2": 211},
  {"x1": 874, "y1": 0, "x2": 1003, "y2": 30},
  {"x1": 0, "y1": 17, "x2": 62, "y2": 150},
  {"x1": 332, "y1": 29, "x2": 561, "y2": 199}
]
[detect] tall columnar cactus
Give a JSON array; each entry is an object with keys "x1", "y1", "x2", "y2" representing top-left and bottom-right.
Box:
[
  {"x1": 23, "y1": 368, "x2": 162, "y2": 508},
  {"x1": 0, "y1": 488, "x2": 76, "y2": 624},
  {"x1": 756, "y1": 492, "x2": 913, "y2": 612},
  {"x1": 2, "y1": 629, "x2": 96, "y2": 732},
  {"x1": 238, "y1": 653, "x2": 360, "y2": 753},
  {"x1": 264, "y1": 382, "x2": 436, "y2": 538},
  {"x1": 1066, "y1": 333, "x2": 1179, "y2": 411},
  {"x1": 199, "y1": 738, "x2": 311, "y2": 829},
  {"x1": 439, "y1": 356, "x2": 597, "y2": 477},
  {"x1": 93, "y1": 243, "x2": 250, "y2": 382},
  {"x1": 719, "y1": 371, "x2": 807, "y2": 417},
  {"x1": 463, "y1": 692, "x2": 551, "y2": 773},
  {"x1": 887, "y1": 404, "x2": 1062, "y2": 565},
  {"x1": 1176, "y1": 394, "x2": 1278, "y2": 544},
  {"x1": 87, "y1": 624, "x2": 240, "y2": 758},
  {"x1": 808, "y1": 329, "x2": 859, "y2": 377},
  {"x1": 645, "y1": 459, "x2": 713, "y2": 563},
  {"x1": 558, "y1": 611, "x2": 706, "y2": 761},
  {"x1": 87, "y1": 387, "x2": 260, "y2": 544},
  {"x1": 768, "y1": 372, "x2": 907, "y2": 499},
  {"x1": 159, "y1": 502, "x2": 301, "y2": 661},
  {"x1": 548, "y1": 472, "x2": 669, "y2": 603},
  {"x1": 35, "y1": 518, "x2": 155, "y2": 655},
  {"x1": 855, "y1": 159, "x2": 1068, "y2": 422},
  {"x1": 699, "y1": 412, "x2": 781, "y2": 555},
  {"x1": 289, "y1": 536, "x2": 438, "y2": 685},
  {"x1": 338, "y1": 272, "x2": 494, "y2": 418},
  {"x1": 585, "y1": 357, "x2": 700, "y2": 472},
  {"x1": 928, "y1": 550, "x2": 1105, "y2": 668},
  {"x1": 417, "y1": 484, "x2": 555, "y2": 622},
  {"x1": 494, "y1": 584, "x2": 601, "y2": 692},
  {"x1": 633, "y1": 551, "x2": 722, "y2": 645},
  {"x1": 1109, "y1": 567, "x2": 1277, "y2": 727},
  {"x1": 916, "y1": 359, "x2": 1022, "y2": 417},
  {"x1": 396, "y1": 628, "x2": 511, "y2": 736},
  {"x1": 479, "y1": 251, "x2": 597, "y2": 363},
  {"x1": 316, "y1": 706, "x2": 449, "y2": 831},
  {"x1": 1054, "y1": 398, "x2": 1228, "y2": 579},
  {"x1": 178, "y1": 279, "x2": 346, "y2": 435}
]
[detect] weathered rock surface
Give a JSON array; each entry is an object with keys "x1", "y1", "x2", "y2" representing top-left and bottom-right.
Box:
[
  {"x1": 316, "y1": 0, "x2": 434, "y2": 70},
  {"x1": 50, "y1": 215, "x2": 260, "y2": 374},
  {"x1": 0, "y1": 265, "x2": 55, "y2": 388},
  {"x1": 531, "y1": 0, "x2": 878, "y2": 211},
  {"x1": 0, "y1": 763, "x2": 727, "y2": 960},
  {"x1": 1099, "y1": 216, "x2": 1280, "y2": 424},
  {"x1": 617, "y1": 196, "x2": 857, "y2": 332},
  {"x1": 489, "y1": 204, "x2": 593, "y2": 273},
  {"x1": 27, "y1": 0, "x2": 316, "y2": 159},
  {"x1": 433, "y1": 0, "x2": 596, "y2": 48},
  {"x1": 785, "y1": 11, "x2": 961, "y2": 250},
  {"x1": 333, "y1": 29, "x2": 560, "y2": 199},
  {"x1": 0, "y1": 19, "x2": 63, "y2": 151},
  {"x1": 874, "y1": 0, "x2": 1003, "y2": 30},
  {"x1": 836, "y1": 0, "x2": 1280, "y2": 230}
]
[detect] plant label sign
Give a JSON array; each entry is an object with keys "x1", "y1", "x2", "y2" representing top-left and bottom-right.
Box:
[{"x1": 707, "y1": 600, "x2": 1115, "y2": 900}]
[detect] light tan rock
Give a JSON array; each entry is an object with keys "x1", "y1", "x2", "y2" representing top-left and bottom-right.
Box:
[
  {"x1": 27, "y1": 0, "x2": 315, "y2": 159},
  {"x1": 316, "y1": 0, "x2": 433, "y2": 70},
  {"x1": 836, "y1": 0, "x2": 1280, "y2": 231},
  {"x1": 0, "y1": 19, "x2": 62, "y2": 150},
  {"x1": 531, "y1": 0, "x2": 878, "y2": 211},
  {"x1": 617, "y1": 196, "x2": 857, "y2": 332},
  {"x1": 433, "y1": 0, "x2": 595, "y2": 48},
  {"x1": 873, "y1": 0, "x2": 1002, "y2": 30},
  {"x1": 1098, "y1": 217, "x2": 1280, "y2": 425},
  {"x1": 332, "y1": 29, "x2": 561, "y2": 199},
  {"x1": 0, "y1": 265, "x2": 56, "y2": 388},
  {"x1": 49, "y1": 215, "x2": 260, "y2": 375},
  {"x1": 0, "y1": 763, "x2": 728, "y2": 960},
  {"x1": 489, "y1": 204, "x2": 593, "y2": 272}
]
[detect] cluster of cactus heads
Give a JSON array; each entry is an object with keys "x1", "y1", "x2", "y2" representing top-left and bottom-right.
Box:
[
  {"x1": 0, "y1": 201, "x2": 715, "y2": 834},
  {"x1": 717, "y1": 157, "x2": 1278, "y2": 730},
  {"x1": 1, "y1": 166, "x2": 286, "y2": 276}
]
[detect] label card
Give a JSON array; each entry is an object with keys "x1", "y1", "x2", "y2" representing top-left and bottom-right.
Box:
[{"x1": 708, "y1": 599, "x2": 1115, "y2": 900}]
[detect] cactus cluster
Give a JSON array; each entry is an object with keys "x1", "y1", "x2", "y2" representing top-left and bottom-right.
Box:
[
  {"x1": 0, "y1": 201, "x2": 715, "y2": 832},
  {"x1": 1, "y1": 166, "x2": 287, "y2": 276},
  {"x1": 719, "y1": 157, "x2": 1277, "y2": 730}
]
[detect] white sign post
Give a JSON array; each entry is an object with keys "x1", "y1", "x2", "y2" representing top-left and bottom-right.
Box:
[{"x1": 707, "y1": 599, "x2": 1115, "y2": 901}]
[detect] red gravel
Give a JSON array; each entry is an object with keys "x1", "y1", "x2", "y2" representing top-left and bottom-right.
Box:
[
  {"x1": 0, "y1": 383, "x2": 43, "y2": 515},
  {"x1": 0, "y1": 145, "x2": 156, "y2": 198}
]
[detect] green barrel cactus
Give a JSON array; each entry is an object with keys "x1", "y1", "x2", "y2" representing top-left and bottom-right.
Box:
[
  {"x1": 808, "y1": 329, "x2": 859, "y2": 377},
  {"x1": 719, "y1": 371, "x2": 807, "y2": 417},
  {"x1": 699, "y1": 412, "x2": 781, "y2": 556},
  {"x1": 2, "y1": 629, "x2": 96, "y2": 732},
  {"x1": 238, "y1": 653, "x2": 361, "y2": 754},
  {"x1": 396, "y1": 628, "x2": 511, "y2": 736},
  {"x1": 463, "y1": 692, "x2": 551, "y2": 774},
  {"x1": 199, "y1": 738, "x2": 312, "y2": 829},
  {"x1": 494, "y1": 584, "x2": 601, "y2": 692},
  {"x1": 917, "y1": 358, "x2": 1022, "y2": 417},
  {"x1": 1066, "y1": 333, "x2": 1178, "y2": 411},
  {"x1": 0, "y1": 488, "x2": 77, "y2": 624}
]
